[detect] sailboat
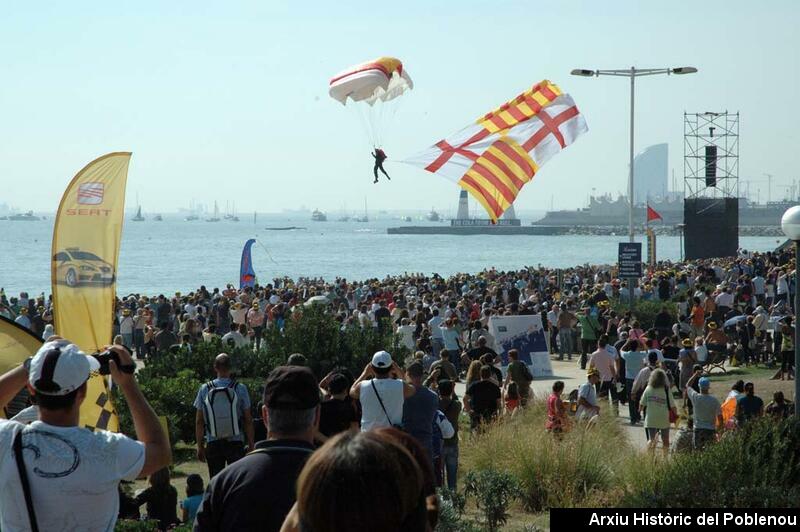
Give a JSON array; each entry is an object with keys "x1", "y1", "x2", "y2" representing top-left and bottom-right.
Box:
[
  {"x1": 223, "y1": 201, "x2": 240, "y2": 222},
  {"x1": 355, "y1": 197, "x2": 369, "y2": 223},
  {"x1": 153, "y1": 214, "x2": 163, "y2": 221},
  {"x1": 132, "y1": 193, "x2": 145, "y2": 221},
  {"x1": 206, "y1": 201, "x2": 221, "y2": 222}
]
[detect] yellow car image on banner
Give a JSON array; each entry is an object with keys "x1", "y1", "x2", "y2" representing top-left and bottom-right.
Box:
[{"x1": 51, "y1": 152, "x2": 132, "y2": 432}]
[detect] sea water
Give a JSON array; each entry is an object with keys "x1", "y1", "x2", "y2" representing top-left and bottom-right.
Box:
[{"x1": 0, "y1": 215, "x2": 784, "y2": 296}]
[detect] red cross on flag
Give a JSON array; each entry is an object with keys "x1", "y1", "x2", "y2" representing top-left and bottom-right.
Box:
[{"x1": 403, "y1": 80, "x2": 588, "y2": 221}]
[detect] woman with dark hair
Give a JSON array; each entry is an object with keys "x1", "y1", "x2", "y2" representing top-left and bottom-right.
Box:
[
  {"x1": 280, "y1": 429, "x2": 432, "y2": 532},
  {"x1": 134, "y1": 467, "x2": 179, "y2": 530}
]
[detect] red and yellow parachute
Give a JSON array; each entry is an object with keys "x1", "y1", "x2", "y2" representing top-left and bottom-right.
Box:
[
  {"x1": 329, "y1": 57, "x2": 413, "y2": 148},
  {"x1": 329, "y1": 56, "x2": 413, "y2": 105}
]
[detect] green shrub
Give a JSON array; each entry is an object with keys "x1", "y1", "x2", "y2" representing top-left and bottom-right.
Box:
[
  {"x1": 611, "y1": 299, "x2": 677, "y2": 330},
  {"x1": 460, "y1": 402, "x2": 638, "y2": 511},
  {"x1": 114, "y1": 520, "x2": 159, "y2": 531},
  {"x1": 115, "y1": 307, "x2": 406, "y2": 444},
  {"x1": 464, "y1": 469, "x2": 521, "y2": 532},
  {"x1": 622, "y1": 416, "x2": 800, "y2": 507},
  {"x1": 436, "y1": 488, "x2": 482, "y2": 532}
]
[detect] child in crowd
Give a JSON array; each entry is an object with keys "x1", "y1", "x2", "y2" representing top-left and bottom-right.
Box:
[{"x1": 181, "y1": 474, "x2": 205, "y2": 525}]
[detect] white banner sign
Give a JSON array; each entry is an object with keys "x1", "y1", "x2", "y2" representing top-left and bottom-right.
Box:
[{"x1": 488, "y1": 314, "x2": 553, "y2": 378}]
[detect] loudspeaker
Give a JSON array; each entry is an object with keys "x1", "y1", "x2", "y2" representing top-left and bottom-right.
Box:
[
  {"x1": 704, "y1": 145, "x2": 717, "y2": 187},
  {"x1": 684, "y1": 198, "x2": 738, "y2": 259}
]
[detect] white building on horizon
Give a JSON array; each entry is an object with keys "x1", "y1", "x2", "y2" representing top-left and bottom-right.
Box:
[{"x1": 633, "y1": 143, "x2": 668, "y2": 205}]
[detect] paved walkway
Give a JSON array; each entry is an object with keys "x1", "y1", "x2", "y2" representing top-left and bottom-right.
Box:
[{"x1": 455, "y1": 358, "x2": 650, "y2": 450}]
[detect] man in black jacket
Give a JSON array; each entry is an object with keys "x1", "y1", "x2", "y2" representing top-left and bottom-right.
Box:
[{"x1": 194, "y1": 366, "x2": 320, "y2": 532}]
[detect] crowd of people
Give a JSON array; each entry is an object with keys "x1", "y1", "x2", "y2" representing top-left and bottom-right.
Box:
[{"x1": 1, "y1": 247, "x2": 798, "y2": 530}]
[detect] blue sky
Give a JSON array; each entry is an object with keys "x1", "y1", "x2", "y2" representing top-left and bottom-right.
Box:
[{"x1": 0, "y1": 0, "x2": 797, "y2": 214}]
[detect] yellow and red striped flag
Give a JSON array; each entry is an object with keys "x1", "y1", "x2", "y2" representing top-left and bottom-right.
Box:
[{"x1": 403, "y1": 80, "x2": 587, "y2": 221}]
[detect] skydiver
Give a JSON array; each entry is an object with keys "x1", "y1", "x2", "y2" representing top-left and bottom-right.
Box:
[{"x1": 372, "y1": 148, "x2": 390, "y2": 183}]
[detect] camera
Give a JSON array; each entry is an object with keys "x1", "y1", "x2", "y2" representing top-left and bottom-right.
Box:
[{"x1": 92, "y1": 349, "x2": 136, "y2": 376}]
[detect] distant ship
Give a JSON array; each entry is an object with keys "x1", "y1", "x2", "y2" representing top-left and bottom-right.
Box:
[
  {"x1": 185, "y1": 214, "x2": 199, "y2": 221},
  {"x1": 337, "y1": 215, "x2": 351, "y2": 222},
  {"x1": 206, "y1": 201, "x2": 221, "y2": 222},
  {"x1": 311, "y1": 209, "x2": 327, "y2": 222},
  {"x1": 153, "y1": 214, "x2": 163, "y2": 221},
  {"x1": 426, "y1": 209, "x2": 441, "y2": 222},
  {"x1": 132, "y1": 206, "x2": 145, "y2": 222},
  {"x1": 532, "y1": 194, "x2": 800, "y2": 227},
  {"x1": 7, "y1": 211, "x2": 40, "y2": 221},
  {"x1": 401, "y1": 216, "x2": 412, "y2": 222}
]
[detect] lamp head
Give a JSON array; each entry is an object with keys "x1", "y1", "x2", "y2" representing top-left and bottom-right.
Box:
[
  {"x1": 570, "y1": 69, "x2": 595, "y2": 77},
  {"x1": 781, "y1": 205, "x2": 800, "y2": 241},
  {"x1": 672, "y1": 66, "x2": 698, "y2": 75}
]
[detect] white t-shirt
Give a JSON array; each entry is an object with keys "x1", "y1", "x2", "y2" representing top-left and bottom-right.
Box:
[
  {"x1": 397, "y1": 325, "x2": 416, "y2": 350},
  {"x1": 358, "y1": 378, "x2": 405, "y2": 431},
  {"x1": 0, "y1": 419, "x2": 145, "y2": 532},
  {"x1": 576, "y1": 382, "x2": 598, "y2": 420}
]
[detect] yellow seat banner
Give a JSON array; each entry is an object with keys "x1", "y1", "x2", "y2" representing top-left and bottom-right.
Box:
[{"x1": 51, "y1": 152, "x2": 132, "y2": 432}]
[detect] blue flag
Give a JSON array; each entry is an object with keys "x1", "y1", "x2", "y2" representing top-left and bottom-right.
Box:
[{"x1": 240, "y1": 239, "x2": 257, "y2": 289}]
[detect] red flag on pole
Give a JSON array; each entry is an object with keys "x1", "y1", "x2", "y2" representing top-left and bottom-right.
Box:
[{"x1": 647, "y1": 203, "x2": 663, "y2": 222}]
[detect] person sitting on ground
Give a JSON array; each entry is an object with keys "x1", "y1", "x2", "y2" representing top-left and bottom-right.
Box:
[
  {"x1": 195, "y1": 366, "x2": 321, "y2": 532},
  {"x1": 181, "y1": 474, "x2": 204, "y2": 525},
  {"x1": 0, "y1": 340, "x2": 170, "y2": 531},
  {"x1": 577, "y1": 368, "x2": 601, "y2": 423},
  {"x1": 134, "y1": 467, "x2": 179, "y2": 531},
  {"x1": 735, "y1": 381, "x2": 764, "y2": 426},
  {"x1": 765, "y1": 390, "x2": 795, "y2": 419}
]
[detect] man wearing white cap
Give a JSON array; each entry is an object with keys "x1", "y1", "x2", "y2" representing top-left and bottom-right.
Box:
[
  {"x1": 0, "y1": 339, "x2": 170, "y2": 532},
  {"x1": 350, "y1": 350, "x2": 415, "y2": 431}
]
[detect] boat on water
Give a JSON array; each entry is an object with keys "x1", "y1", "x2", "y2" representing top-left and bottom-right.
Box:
[
  {"x1": 132, "y1": 206, "x2": 145, "y2": 222},
  {"x1": 206, "y1": 201, "x2": 221, "y2": 222},
  {"x1": 153, "y1": 214, "x2": 163, "y2": 221},
  {"x1": 311, "y1": 209, "x2": 327, "y2": 222},
  {"x1": 7, "y1": 211, "x2": 40, "y2": 221},
  {"x1": 401, "y1": 216, "x2": 412, "y2": 222},
  {"x1": 426, "y1": 209, "x2": 441, "y2": 222},
  {"x1": 337, "y1": 215, "x2": 351, "y2": 222},
  {"x1": 185, "y1": 214, "x2": 199, "y2": 221},
  {"x1": 354, "y1": 198, "x2": 369, "y2": 222},
  {"x1": 264, "y1": 226, "x2": 307, "y2": 231}
]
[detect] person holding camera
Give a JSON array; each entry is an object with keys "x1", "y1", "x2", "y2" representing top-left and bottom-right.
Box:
[
  {"x1": 0, "y1": 339, "x2": 171, "y2": 532},
  {"x1": 350, "y1": 351, "x2": 415, "y2": 432}
]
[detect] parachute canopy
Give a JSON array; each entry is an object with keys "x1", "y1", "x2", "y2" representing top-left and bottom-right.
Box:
[{"x1": 329, "y1": 56, "x2": 413, "y2": 106}]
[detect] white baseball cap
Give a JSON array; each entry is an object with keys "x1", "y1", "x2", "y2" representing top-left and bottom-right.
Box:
[
  {"x1": 371, "y1": 350, "x2": 393, "y2": 369},
  {"x1": 28, "y1": 340, "x2": 100, "y2": 396}
]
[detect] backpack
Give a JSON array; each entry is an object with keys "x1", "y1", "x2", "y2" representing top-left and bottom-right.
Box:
[{"x1": 203, "y1": 380, "x2": 240, "y2": 440}]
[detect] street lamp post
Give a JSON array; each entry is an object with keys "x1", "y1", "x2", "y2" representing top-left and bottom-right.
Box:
[
  {"x1": 571, "y1": 66, "x2": 697, "y2": 312},
  {"x1": 781, "y1": 205, "x2": 800, "y2": 410}
]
